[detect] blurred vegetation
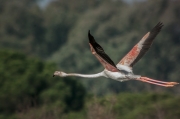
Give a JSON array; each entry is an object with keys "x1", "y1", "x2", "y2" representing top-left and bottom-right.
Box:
[
  {"x1": 0, "y1": 0, "x2": 180, "y2": 118},
  {"x1": 85, "y1": 93, "x2": 180, "y2": 119},
  {"x1": 0, "y1": 50, "x2": 86, "y2": 119}
]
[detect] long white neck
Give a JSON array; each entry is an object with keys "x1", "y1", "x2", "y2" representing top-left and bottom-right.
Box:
[{"x1": 64, "y1": 71, "x2": 106, "y2": 78}]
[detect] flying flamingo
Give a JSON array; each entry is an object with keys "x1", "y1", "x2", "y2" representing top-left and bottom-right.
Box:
[{"x1": 53, "y1": 22, "x2": 179, "y2": 87}]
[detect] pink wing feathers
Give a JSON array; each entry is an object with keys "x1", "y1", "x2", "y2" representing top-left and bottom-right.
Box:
[{"x1": 118, "y1": 22, "x2": 164, "y2": 67}]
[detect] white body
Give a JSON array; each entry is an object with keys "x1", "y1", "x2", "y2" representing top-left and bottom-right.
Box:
[
  {"x1": 103, "y1": 64, "x2": 141, "y2": 82},
  {"x1": 103, "y1": 69, "x2": 127, "y2": 82}
]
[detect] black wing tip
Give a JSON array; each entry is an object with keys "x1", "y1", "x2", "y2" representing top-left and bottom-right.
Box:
[
  {"x1": 88, "y1": 30, "x2": 90, "y2": 36},
  {"x1": 88, "y1": 30, "x2": 91, "y2": 36},
  {"x1": 88, "y1": 30, "x2": 95, "y2": 43},
  {"x1": 156, "y1": 22, "x2": 164, "y2": 28},
  {"x1": 154, "y1": 22, "x2": 164, "y2": 30},
  {"x1": 150, "y1": 22, "x2": 164, "y2": 33}
]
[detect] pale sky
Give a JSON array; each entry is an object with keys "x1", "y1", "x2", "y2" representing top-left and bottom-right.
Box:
[{"x1": 37, "y1": 0, "x2": 147, "y2": 8}]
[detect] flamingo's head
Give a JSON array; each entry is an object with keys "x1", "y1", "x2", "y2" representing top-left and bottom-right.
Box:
[{"x1": 53, "y1": 71, "x2": 67, "y2": 77}]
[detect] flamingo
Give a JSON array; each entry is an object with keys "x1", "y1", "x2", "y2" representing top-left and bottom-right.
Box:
[{"x1": 53, "y1": 22, "x2": 179, "y2": 87}]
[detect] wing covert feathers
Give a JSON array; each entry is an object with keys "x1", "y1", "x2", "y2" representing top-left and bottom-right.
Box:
[
  {"x1": 119, "y1": 22, "x2": 164, "y2": 67},
  {"x1": 88, "y1": 31, "x2": 119, "y2": 72}
]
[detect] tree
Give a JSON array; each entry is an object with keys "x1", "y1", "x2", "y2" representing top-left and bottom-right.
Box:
[
  {"x1": 86, "y1": 93, "x2": 180, "y2": 119},
  {"x1": 0, "y1": 0, "x2": 45, "y2": 57},
  {"x1": 0, "y1": 50, "x2": 86, "y2": 118}
]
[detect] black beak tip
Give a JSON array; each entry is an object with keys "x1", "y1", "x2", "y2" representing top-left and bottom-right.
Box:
[{"x1": 53, "y1": 75, "x2": 55, "y2": 77}]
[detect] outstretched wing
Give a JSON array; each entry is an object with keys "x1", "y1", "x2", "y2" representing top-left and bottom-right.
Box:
[
  {"x1": 118, "y1": 22, "x2": 164, "y2": 67},
  {"x1": 88, "y1": 31, "x2": 119, "y2": 72}
]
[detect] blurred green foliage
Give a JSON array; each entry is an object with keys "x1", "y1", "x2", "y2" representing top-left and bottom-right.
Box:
[
  {"x1": 0, "y1": 0, "x2": 180, "y2": 118},
  {"x1": 85, "y1": 93, "x2": 180, "y2": 119},
  {"x1": 0, "y1": 50, "x2": 86, "y2": 119}
]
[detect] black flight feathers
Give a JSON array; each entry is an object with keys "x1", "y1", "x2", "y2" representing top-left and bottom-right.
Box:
[
  {"x1": 150, "y1": 22, "x2": 163, "y2": 33},
  {"x1": 88, "y1": 30, "x2": 117, "y2": 68},
  {"x1": 148, "y1": 22, "x2": 163, "y2": 40},
  {"x1": 88, "y1": 22, "x2": 163, "y2": 68}
]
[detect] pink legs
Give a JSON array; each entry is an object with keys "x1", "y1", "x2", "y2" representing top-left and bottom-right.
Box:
[{"x1": 137, "y1": 77, "x2": 179, "y2": 87}]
